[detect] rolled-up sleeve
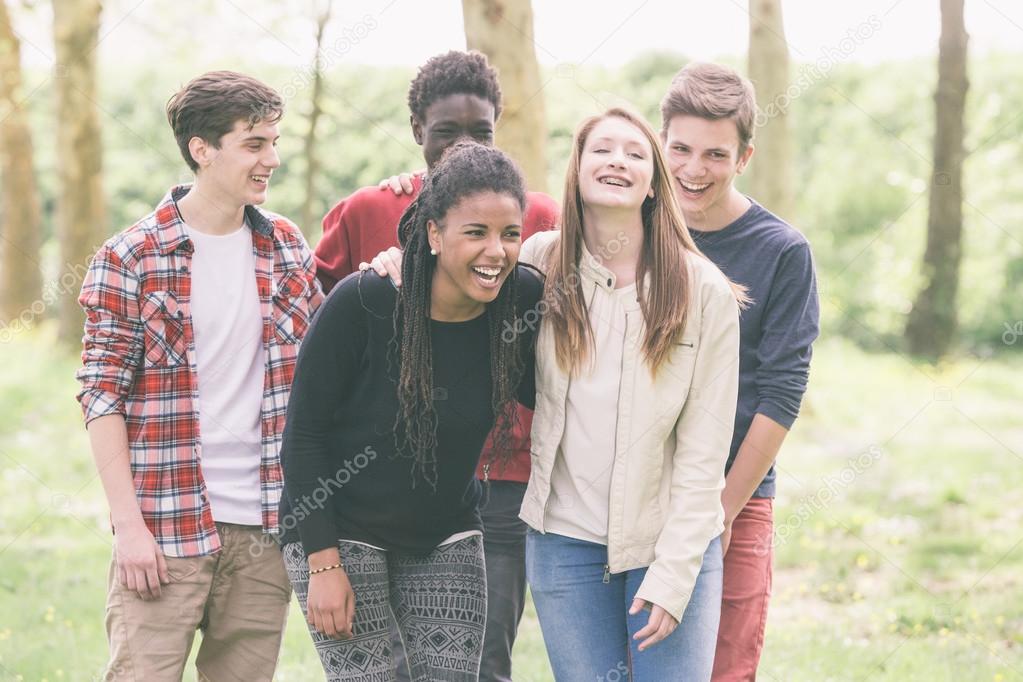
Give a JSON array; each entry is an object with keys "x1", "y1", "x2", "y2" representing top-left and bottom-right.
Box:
[
  {"x1": 75, "y1": 243, "x2": 144, "y2": 425},
  {"x1": 636, "y1": 279, "x2": 740, "y2": 621},
  {"x1": 755, "y1": 241, "x2": 819, "y2": 429}
]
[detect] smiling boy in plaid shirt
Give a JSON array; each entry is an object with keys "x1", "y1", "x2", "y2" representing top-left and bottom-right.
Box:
[{"x1": 76, "y1": 71, "x2": 322, "y2": 681}]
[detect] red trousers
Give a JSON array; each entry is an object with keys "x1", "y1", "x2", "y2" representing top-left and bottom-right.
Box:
[{"x1": 712, "y1": 497, "x2": 774, "y2": 682}]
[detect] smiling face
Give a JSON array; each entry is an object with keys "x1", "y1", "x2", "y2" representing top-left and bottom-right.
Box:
[
  {"x1": 191, "y1": 118, "x2": 281, "y2": 208},
  {"x1": 578, "y1": 116, "x2": 655, "y2": 213},
  {"x1": 413, "y1": 94, "x2": 496, "y2": 169},
  {"x1": 663, "y1": 114, "x2": 754, "y2": 230},
  {"x1": 427, "y1": 191, "x2": 523, "y2": 320}
]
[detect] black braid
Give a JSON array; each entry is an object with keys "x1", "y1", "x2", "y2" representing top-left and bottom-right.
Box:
[{"x1": 390, "y1": 141, "x2": 527, "y2": 490}]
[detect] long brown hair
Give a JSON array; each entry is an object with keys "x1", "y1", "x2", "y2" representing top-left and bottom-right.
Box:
[{"x1": 545, "y1": 107, "x2": 732, "y2": 376}]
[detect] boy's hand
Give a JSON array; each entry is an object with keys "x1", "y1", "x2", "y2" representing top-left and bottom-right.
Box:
[
  {"x1": 358, "y1": 247, "x2": 405, "y2": 285},
  {"x1": 376, "y1": 171, "x2": 422, "y2": 196},
  {"x1": 114, "y1": 519, "x2": 169, "y2": 600}
]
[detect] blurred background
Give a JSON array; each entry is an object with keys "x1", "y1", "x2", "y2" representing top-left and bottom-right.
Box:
[{"x1": 0, "y1": 0, "x2": 1020, "y2": 679}]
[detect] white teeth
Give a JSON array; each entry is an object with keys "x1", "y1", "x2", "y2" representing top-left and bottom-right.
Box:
[
  {"x1": 599, "y1": 177, "x2": 629, "y2": 187},
  {"x1": 251, "y1": 176, "x2": 268, "y2": 184},
  {"x1": 680, "y1": 179, "x2": 710, "y2": 191},
  {"x1": 472, "y1": 266, "x2": 501, "y2": 279}
]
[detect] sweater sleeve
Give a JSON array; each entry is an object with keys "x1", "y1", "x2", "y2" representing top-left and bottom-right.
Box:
[
  {"x1": 754, "y1": 240, "x2": 820, "y2": 429},
  {"x1": 314, "y1": 199, "x2": 354, "y2": 294},
  {"x1": 279, "y1": 275, "x2": 368, "y2": 553}
]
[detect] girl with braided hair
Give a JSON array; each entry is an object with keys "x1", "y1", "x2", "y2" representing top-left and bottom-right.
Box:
[{"x1": 278, "y1": 141, "x2": 542, "y2": 681}]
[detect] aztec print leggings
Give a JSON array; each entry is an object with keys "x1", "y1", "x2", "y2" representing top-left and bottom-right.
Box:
[{"x1": 282, "y1": 535, "x2": 487, "y2": 681}]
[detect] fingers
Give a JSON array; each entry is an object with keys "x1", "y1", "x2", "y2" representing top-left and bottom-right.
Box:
[
  {"x1": 628, "y1": 597, "x2": 645, "y2": 615},
  {"x1": 123, "y1": 565, "x2": 137, "y2": 593},
  {"x1": 387, "y1": 176, "x2": 403, "y2": 195},
  {"x1": 383, "y1": 247, "x2": 403, "y2": 284},
  {"x1": 633, "y1": 607, "x2": 678, "y2": 651},
  {"x1": 369, "y1": 256, "x2": 389, "y2": 279},
  {"x1": 335, "y1": 607, "x2": 352, "y2": 639},
  {"x1": 132, "y1": 568, "x2": 152, "y2": 600},
  {"x1": 144, "y1": 564, "x2": 163, "y2": 600},
  {"x1": 345, "y1": 591, "x2": 356, "y2": 636},
  {"x1": 377, "y1": 177, "x2": 389, "y2": 190},
  {"x1": 156, "y1": 552, "x2": 170, "y2": 585},
  {"x1": 399, "y1": 173, "x2": 415, "y2": 194}
]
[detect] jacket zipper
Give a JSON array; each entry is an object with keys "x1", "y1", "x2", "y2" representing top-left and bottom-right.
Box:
[{"x1": 605, "y1": 309, "x2": 629, "y2": 577}]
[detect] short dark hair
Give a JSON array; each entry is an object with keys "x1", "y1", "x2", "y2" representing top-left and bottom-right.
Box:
[
  {"x1": 406, "y1": 50, "x2": 503, "y2": 123},
  {"x1": 166, "y1": 71, "x2": 284, "y2": 172}
]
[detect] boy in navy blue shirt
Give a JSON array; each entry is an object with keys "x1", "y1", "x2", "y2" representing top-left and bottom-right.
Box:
[{"x1": 659, "y1": 62, "x2": 820, "y2": 681}]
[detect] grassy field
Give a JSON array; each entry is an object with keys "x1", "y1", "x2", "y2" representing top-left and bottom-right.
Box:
[{"x1": 1, "y1": 324, "x2": 1021, "y2": 681}]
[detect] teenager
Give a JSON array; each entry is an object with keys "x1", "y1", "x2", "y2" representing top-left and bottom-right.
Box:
[
  {"x1": 659, "y1": 62, "x2": 820, "y2": 681},
  {"x1": 368, "y1": 107, "x2": 742, "y2": 680},
  {"x1": 279, "y1": 142, "x2": 543, "y2": 681},
  {"x1": 514, "y1": 108, "x2": 739, "y2": 681},
  {"x1": 315, "y1": 49, "x2": 557, "y2": 682},
  {"x1": 76, "y1": 71, "x2": 322, "y2": 681}
]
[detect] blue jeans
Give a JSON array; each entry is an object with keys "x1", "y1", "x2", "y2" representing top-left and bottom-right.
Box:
[{"x1": 526, "y1": 531, "x2": 723, "y2": 682}]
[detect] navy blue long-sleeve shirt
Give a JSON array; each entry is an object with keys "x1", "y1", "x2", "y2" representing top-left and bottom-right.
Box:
[{"x1": 690, "y1": 199, "x2": 820, "y2": 498}]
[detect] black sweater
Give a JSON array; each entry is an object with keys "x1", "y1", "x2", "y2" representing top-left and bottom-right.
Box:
[{"x1": 279, "y1": 267, "x2": 541, "y2": 554}]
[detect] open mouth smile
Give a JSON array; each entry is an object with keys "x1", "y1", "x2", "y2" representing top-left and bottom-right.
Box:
[{"x1": 471, "y1": 265, "x2": 504, "y2": 288}]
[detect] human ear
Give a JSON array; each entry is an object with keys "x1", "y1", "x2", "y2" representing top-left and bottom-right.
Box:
[
  {"x1": 188, "y1": 136, "x2": 209, "y2": 169},
  {"x1": 411, "y1": 116, "x2": 424, "y2": 146},
  {"x1": 736, "y1": 143, "x2": 755, "y2": 175},
  {"x1": 427, "y1": 219, "x2": 442, "y2": 255}
]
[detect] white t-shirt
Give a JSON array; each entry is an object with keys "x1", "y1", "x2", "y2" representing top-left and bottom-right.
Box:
[
  {"x1": 185, "y1": 223, "x2": 264, "y2": 526},
  {"x1": 544, "y1": 281, "x2": 636, "y2": 545}
]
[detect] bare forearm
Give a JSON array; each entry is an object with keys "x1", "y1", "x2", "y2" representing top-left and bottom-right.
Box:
[
  {"x1": 86, "y1": 413, "x2": 143, "y2": 528},
  {"x1": 721, "y1": 413, "x2": 788, "y2": 522}
]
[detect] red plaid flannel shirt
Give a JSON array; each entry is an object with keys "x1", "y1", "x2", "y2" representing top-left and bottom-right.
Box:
[{"x1": 76, "y1": 186, "x2": 323, "y2": 557}]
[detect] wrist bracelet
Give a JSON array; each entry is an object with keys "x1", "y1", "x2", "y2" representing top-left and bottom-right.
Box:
[{"x1": 309, "y1": 562, "x2": 343, "y2": 575}]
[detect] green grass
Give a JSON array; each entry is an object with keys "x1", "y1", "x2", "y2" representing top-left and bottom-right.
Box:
[{"x1": 2, "y1": 324, "x2": 1021, "y2": 681}]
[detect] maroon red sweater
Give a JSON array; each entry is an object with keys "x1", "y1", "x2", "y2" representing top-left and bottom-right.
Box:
[{"x1": 313, "y1": 174, "x2": 559, "y2": 483}]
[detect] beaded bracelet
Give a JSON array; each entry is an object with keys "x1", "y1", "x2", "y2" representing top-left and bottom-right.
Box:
[{"x1": 309, "y1": 562, "x2": 343, "y2": 575}]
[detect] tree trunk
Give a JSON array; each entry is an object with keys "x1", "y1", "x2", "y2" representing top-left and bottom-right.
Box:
[
  {"x1": 299, "y1": 0, "x2": 332, "y2": 241},
  {"x1": 461, "y1": 0, "x2": 547, "y2": 193},
  {"x1": 905, "y1": 0, "x2": 968, "y2": 358},
  {"x1": 747, "y1": 0, "x2": 793, "y2": 220},
  {"x1": 53, "y1": 0, "x2": 106, "y2": 345},
  {"x1": 0, "y1": 0, "x2": 43, "y2": 324}
]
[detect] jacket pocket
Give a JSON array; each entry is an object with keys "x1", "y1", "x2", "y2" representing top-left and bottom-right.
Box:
[
  {"x1": 272, "y1": 270, "x2": 311, "y2": 344},
  {"x1": 140, "y1": 291, "x2": 187, "y2": 367}
]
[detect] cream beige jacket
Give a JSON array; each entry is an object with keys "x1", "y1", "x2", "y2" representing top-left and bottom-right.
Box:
[{"x1": 518, "y1": 230, "x2": 740, "y2": 621}]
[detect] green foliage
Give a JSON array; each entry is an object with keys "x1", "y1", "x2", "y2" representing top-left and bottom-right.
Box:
[{"x1": 16, "y1": 50, "x2": 1022, "y2": 353}]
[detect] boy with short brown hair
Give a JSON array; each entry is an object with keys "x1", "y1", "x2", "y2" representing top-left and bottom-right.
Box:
[
  {"x1": 660, "y1": 61, "x2": 820, "y2": 681},
  {"x1": 77, "y1": 70, "x2": 321, "y2": 681}
]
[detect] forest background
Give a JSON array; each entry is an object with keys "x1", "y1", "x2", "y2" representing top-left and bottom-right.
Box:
[{"x1": 0, "y1": 0, "x2": 1021, "y2": 679}]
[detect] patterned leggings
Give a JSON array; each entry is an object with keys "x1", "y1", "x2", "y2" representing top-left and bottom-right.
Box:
[{"x1": 282, "y1": 536, "x2": 487, "y2": 681}]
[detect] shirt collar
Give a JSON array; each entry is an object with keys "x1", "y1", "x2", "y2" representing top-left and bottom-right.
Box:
[{"x1": 153, "y1": 184, "x2": 274, "y2": 255}]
